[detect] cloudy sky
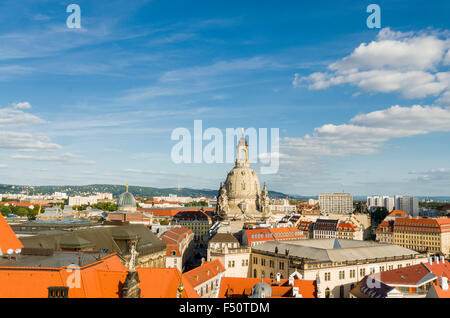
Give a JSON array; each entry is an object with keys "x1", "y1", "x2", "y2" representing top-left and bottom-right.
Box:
[{"x1": 0, "y1": 0, "x2": 449, "y2": 196}]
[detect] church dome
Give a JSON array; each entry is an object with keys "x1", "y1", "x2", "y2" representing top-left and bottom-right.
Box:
[
  {"x1": 249, "y1": 282, "x2": 272, "y2": 298},
  {"x1": 117, "y1": 185, "x2": 137, "y2": 212},
  {"x1": 224, "y1": 166, "x2": 261, "y2": 198}
]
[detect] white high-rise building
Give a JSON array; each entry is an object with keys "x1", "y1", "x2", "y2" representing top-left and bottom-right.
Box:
[
  {"x1": 397, "y1": 196, "x2": 419, "y2": 216},
  {"x1": 367, "y1": 195, "x2": 395, "y2": 212},
  {"x1": 319, "y1": 193, "x2": 353, "y2": 214}
]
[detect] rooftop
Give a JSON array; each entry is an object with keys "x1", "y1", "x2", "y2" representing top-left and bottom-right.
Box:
[{"x1": 252, "y1": 239, "x2": 421, "y2": 263}]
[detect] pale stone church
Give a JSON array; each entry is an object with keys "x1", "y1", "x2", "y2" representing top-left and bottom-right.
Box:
[{"x1": 216, "y1": 131, "x2": 272, "y2": 221}]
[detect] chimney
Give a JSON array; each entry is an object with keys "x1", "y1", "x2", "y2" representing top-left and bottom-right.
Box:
[
  {"x1": 440, "y1": 277, "x2": 448, "y2": 291},
  {"x1": 276, "y1": 273, "x2": 281, "y2": 284},
  {"x1": 440, "y1": 255, "x2": 445, "y2": 263},
  {"x1": 289, "y1": 276, "x2": 294, "y2": 286},
  {"x1": 429, "y1": 257, "x2": 433, "y2": 265},
  {"x1": 436, "y1": 256, "x2": 440, "y2": 264},
  {"x1": 292, "y1": 286, "x2": 300, "y2": 297}
]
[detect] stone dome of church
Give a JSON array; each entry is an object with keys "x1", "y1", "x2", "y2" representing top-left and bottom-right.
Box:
[
  {"x1": 216, "y1": 130, "x2": 271, "y2": 221},
  {"x1": 224, "y1": 166, "x2": 261, "y2": 198},
  {"x1": 117, "y1": 184, "x2": 137, "y2": 212}
]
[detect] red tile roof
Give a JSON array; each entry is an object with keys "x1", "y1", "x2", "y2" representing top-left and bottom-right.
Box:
[
  {"x1": 0, "y1": 252, "x2": 199, "y2": 298},
  {"x1": 429, "y1": 282, "x2": 450, "y2": 298},
  {"x1": 160, "y1": 226, "x2": 193, "y2": 257},
  {"x1": 337, "y1": 222, "x2": 356, "y2": 232},
  {"x1": 394, "y1": 217, "x2": 450, "y2": 233},
  {"x1": 0, "y1": 214, "x2": 23, "y2": 255},
  {"x1": 378, "y1": 260, "x2": 450, "y2": 286},
  {"x1": 218, "y1": 277, "x2": 316, "y2": 298},
  {"x1": 387, "y1": 210, "x2": 408, "y2": 218},
  {"x1": 182, "y1": 259, "x2": 225, "y2": 288}
]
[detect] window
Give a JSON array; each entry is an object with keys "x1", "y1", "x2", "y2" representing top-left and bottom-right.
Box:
[
  {"x1": 270, "y1": 260, "x2": 275, "y2": 268},
  {"x1": 253, "y1": 257, "x2": 258, "y2": 265},
  {"x1": 325, "y1": 288, "x2": 331, "y2": 298},
  {"x1": 279, "y1": 262, "x2": 284, "y2": 270},
  {"x1": 350, "y1": 269, "x2": 356, "y2": 278},
  {"x1": 324, "y1": 272, "x2": 331, "y2": 281},
  {"x1": 339, "y1": 271, "x2": 345, "y2": 280},
  {"x1": 254, "y1": 269, "x2": 257, "y2": 278},
  {"x1": 261, "y1": 259, "x2": 266, "y2": 266},
  {"x1": 340, "y1": 285, "x2": 345, "y2": 298},
  {"x1": 48, "y1": 287, "x2": 69, "y2": 298},
  {"x1": 360, "y1": 268, "x2": 365, "y2": 277}
]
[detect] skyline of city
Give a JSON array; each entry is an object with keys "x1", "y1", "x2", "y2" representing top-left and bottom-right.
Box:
[{"x1": 0, "y1": 0, "x2": 450, "y2": 196}]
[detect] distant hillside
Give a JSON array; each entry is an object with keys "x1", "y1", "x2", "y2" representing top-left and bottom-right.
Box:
[{"x1": 0, "y1": 184, "x2": 290, "y2": 199}]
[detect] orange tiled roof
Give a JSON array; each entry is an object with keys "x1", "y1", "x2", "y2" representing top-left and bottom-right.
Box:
[
  {"x1": 376, "y1": 220, "x2": 394, "y2": 233},
  {"x1": 0, "y1": 252, "x2": 199, "y2": 298},
  {"x1": 430, "y1": 282, "x2": 450, "y2": 298},
  {"x1": 387, "y1": 210, "x2": 408, "y2": 218},
  {"x1": 182, "y1": 259, "x2": 225, "y2": 288},
  {"x1": 218, "y1": 277, "x2": 316, "y2": 298},
  {"x1": 378, "y1": 260, "x2": 450, "y2": 286},
  {"x1": 0, "y1": 214, "x2": 24, "y2": 255},
  {"x1": 337, "y1": 222, "x2": 356, "y2": 232}
]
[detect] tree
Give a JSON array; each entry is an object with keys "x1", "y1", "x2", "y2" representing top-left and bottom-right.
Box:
[
  {"x1": 15, "y1": 207, "x2": 29, "y2": 217},
  {"x1": 0, "y1": 205, "x2": 12, "y2": 216},
  {"x1": 371, "y1": 207, "x2": 389, "y2": 225}
]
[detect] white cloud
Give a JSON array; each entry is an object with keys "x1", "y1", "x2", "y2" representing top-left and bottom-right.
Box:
[
  {"x1": 295, "y1": 28, "x2": 450, "y2": 102},
  {"x1": 409, "y1": 168, "x2": 450, "y2": 183},
  {"x1": 0, "y1": 131, "x2": 62, "y2": 152},
  {"x1": 12, "y1": 102, "x2": 32, "y2": 109},
  {"x1": 12, "y1": 153, "x2": 95, "y2": 165},
  {"x1": 0, "y1": 103, "x2": 45, "y2": 126},
  {"x1": 281, "y1": 104, "x2": 450, "y2": 159},
  {"x1": 0, "y1": 164, "x2": 7, "y2": 168},
  {"x1": 0, "y1": 102, "x2": 61, "y2": 152}
]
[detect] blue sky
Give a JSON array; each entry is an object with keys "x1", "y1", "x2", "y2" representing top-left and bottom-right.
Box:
[{"x1": 0, "y1": 0, "x2": 449, "y2": 196}]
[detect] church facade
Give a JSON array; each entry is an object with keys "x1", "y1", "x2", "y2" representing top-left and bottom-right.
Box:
[{"x1": 216, "y1": 132, "x2": 271, "y2": 221}]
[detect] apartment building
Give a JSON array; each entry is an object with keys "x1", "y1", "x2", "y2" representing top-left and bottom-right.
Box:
[
  {"x1": 319, "y1": 193, "x2": 353, "y2": 214},
  {"x1": 207, "y1": 233, "x2": 250, "y2": 277},
  {"x1": 393, "y1": 217, "x2": 450, "y2": 256},
  {"x1": 160, "y1": 226, "x2": 195, "y2": 272},
  {"x1": 250, "y1": 239, "x2": 427, "y2": 298}
]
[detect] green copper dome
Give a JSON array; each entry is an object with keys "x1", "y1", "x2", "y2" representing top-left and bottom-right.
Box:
[{"x1": 117, "y1": 190, "x2": 137, "y2": 212}]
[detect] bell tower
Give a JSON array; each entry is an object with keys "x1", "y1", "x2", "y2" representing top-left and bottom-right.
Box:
[{"x1": 236, "y1": 128, "x2": 249, "y2": 167}]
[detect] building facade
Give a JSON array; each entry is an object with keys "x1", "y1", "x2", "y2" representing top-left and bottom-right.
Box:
[
  {"x1": 319, "y1": 193, "x2": 353, "y2": 214},
  {"x1": 250, "y1": 239, "x2": 427, "y2": 298},
  {"x1": 393, "y1": 217, "x2": 450, "y2": 256},
  {"x1": 207, "y1": 233, "x2": 251, "y2": 277}
]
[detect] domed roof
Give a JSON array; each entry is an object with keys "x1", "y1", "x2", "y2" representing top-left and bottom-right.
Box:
[
  {"x1": 118, "y1": 192, "x2": 136, "y2": 208},
  {"x1": 249, "y1": 282, "x2": 272, "y2": 298},
  {"x1": 224, "y1": 166, "x2": 261, "y2": 197},
  {"x1": 117, "y1": 185, "x2": 137, "y2": 212}
]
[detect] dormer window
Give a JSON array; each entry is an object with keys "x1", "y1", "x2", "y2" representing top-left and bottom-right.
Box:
[{"x1": 48, "y1": 287, "x2": 69, "y2": 298}]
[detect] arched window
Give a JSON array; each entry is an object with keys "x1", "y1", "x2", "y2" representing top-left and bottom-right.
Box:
[
  {"x1": 340, "y1": 285, "x2": 344, "y2": 298},
  {"x1": 325, "y1": 288, "x2": 331, "y2": 298}
]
